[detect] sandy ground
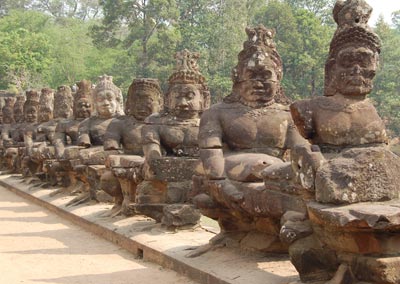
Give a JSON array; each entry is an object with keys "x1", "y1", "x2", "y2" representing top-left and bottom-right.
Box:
[{"x1": 0, "y1": 187, "x2": 198, "y2": 284}]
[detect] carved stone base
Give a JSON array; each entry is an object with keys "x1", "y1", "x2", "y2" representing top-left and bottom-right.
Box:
[{"x1": 289, "y1": 201, "x2": 400, "y2": 283}]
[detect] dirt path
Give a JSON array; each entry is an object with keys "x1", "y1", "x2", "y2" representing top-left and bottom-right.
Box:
[{"x1": 0, "y1": 186, "x2": 198, "y2": 284}]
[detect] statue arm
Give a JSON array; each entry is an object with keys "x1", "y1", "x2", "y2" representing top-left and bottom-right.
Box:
[
  {"x1": 198, "y1": 109, "x2": 225, "y2": 180},
  {"x1": 23, "y1": 129, "x2": 34, "y2": 156},
  {"x1": 290, "y1": 100, "x2": 314, "y2": 140},
  {"x1": 103, "y1": 118, "x2": 122, "y2": 150},
  {"x1": 142, "y1": 124, "x2": 162, "y2": 160},
  {"x1": 53, "y1": 123, "x2": 67, "y2": 159},
  {"x1": 77, "y1": 118, "x2": 91, "y2": 147},
  {"x1": 286, "y1": 106, "x2": 325, "y2": 190},
  {"x1": 1, "y1": 125, "x2": 11, "y2": 146}
]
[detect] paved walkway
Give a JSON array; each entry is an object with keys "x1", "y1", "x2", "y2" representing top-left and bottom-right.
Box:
[{"x1": 0, "y1": 186, "x2": 197, "y2": 284}]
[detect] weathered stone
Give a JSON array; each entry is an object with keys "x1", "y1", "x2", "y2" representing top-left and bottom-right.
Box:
[
  {"x1": 224, "y1": 153, "x2": 282, "y2": 182},
  {"x1": 239, "y1": 231, "x2": 287, "y2": 253},
  {"x1": 119, "y1": 156, "x2": 144, "y2": 168},
  {"x1": 147, "y1": 157, "x2": 200, "y2": 182},
  {"x1": 137, "y1": 50, "x2": 210, "y2": 227},
  {"x1": 280, "y1": 219, "x2": 313, "y2": 245},
  {"x1": 349, "y1": 255, "x2": 400, "y2": 284},
  {"x1": 99, "y1": 78, "x2": 162, "y2": 216},
  {"x1": 308, "y1": 202, "x2": 400, "y2": 230},
  {"x1": 289, "y1": 235, "x2": 338, "y2": 282},
  {"x1": 63, "y1": 146, "x2": 84, "y2": 160},
  {"x1": 279, "y1": 1, "x2": 400, "y2": 282},
  {"x1": 162, "y1": 204, "x2": 201, "y2": 227},
  {"x1": 79, "y1": 147, "x2": 120, "y2": 165},
  {"x1": 194, "y1": 25, "x2": 311, "y2": 253},
  {"x1": 315, "y1": 147, "x2": 400, "y2": 204}
]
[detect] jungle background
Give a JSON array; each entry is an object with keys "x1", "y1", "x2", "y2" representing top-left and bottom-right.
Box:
[{"x1": 1, "y1": 0, "x2": 400, "y2": 135}]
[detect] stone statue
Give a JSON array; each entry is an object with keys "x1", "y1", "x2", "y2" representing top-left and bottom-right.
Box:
[
  {"x1": 136, "y1": 49, "x2": 210, "y2": 228},
  {"x1": 66, "y1": 75, "x2": 123, "y2": 206},
  {"x1": 99, "y1": 78, "x2": 162, "y2": 217},
  {"x1": 13, "y1": 95, "x2": 25, "y2": 124},
  {"x1": 263, "y1": 1, "x2": 400, "y2": 283},
  {"x1": 54, "y1": 81, "x2": 92, "y2": 159},
  {"x1": 22, "y1": 87, "x2": 55, "y2": 179},
  {"x1": 2, "y1": 95, "x2": 25, "y2": 172},
  {"x1": 0, "y1": 97, "x2": 16, "y2": 170},
  {"x1": 2, "y1": 97, "x2": 15, "y2": 124},
  {"x1": 49, "y1": 81, "x2": 92, "y2": 193},
  {"x1": 19, "y1": 90, "x2": 41, "y2": 177},
  {"x1": 37, "y1": 85, "x2": 74, "y2": 186},
  {"x1": 190, "y1": 25, "x2": 309, "y2": 255}
]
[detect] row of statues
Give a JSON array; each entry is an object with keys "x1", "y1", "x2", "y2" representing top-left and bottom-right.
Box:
[{"x1": 1, "y1": 1, "x2": 399, "y2": 283}]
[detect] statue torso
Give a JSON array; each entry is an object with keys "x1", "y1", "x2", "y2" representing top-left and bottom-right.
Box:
[
  {"x1": 146, "y1": 114, "x2": 200, "y2": 157},
  {"x1": 292, "y1": 96, "x2": 387, "y2": 147},
  {"x1": 212, "y1": 102, "x2": 292, "y2": 156}
]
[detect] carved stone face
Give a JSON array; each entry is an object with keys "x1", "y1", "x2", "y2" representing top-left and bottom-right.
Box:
[
  {"x1": 129, "y1": 88, "x2": 160, "y2": 121},
  {"x1": 75, "y1": 98, "x2": 91, "y2": 119},
  {"x1": 334, "y1": 46, "x2": 377, "y2": 96},
  {"x1": 2, "y1": 108, "x2": 13, "y2": 124},
  {"x1": 169, "y1": 84, "x2": 202, "y2": 118},
  {"x1": 95, "y1": 89, "x2": 117, "y2": 118},
  {"x1": 38, "y1": 107, "x2": 53, "y2": 122},
  {"x1": 235, "y1": 63, "x2": 278, "y2": 105},
  {"x1": 14, "y1": 109, "x2": 24, "y2": 123},
  {"x1": 24, "y1": 105, "x2": 38, "y2": 123},
  {"x1": 55, "y1": 102, "x2": 73, "y2": 119}
]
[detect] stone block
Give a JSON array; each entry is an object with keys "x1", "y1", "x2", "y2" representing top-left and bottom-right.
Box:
[
  {"x1": 315, "y1": 147, "x2": 400, "y2": 204},
  {"x1": 147, "y1": 157, "x2": 200, "y2": 182},
  {"x1": 161, "y1": 204, "x2": 201, "y2": 227}
]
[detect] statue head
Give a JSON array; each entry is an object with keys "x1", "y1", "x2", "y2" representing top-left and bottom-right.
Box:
[
  {"x1": 54, "y1": 85, "x2": 73, "y2": 119},
  {"x1": 325, "y1": 0, "x2": 381, "y2": 97},
  {"x1": 126, "y1": 78, "x2": 163, "y2": 121},
  {"x1": 2, "y1": 97, "x2": 15, "y2": 124},
  {"x1": 74, "y1": 79, "x2": 93, "y2": 120},
  {"x1": 38, "y1": 87, "x2": 54, "y2": 122},
  {"x1": 165, "y1": 49, "x2": 210, "y2": 119},
  {"x1": 14, "y1": 95, "x2": 26, "y2": 123},
  {"x1": 93, "y1": 75, "x2": 124, "y2": 118},
  {"x1": 23, "y1": 90, "x2": 40, "y2": 123},
  {"x1": 228, "y1": 25, "x2": 289, "y2": 107}
]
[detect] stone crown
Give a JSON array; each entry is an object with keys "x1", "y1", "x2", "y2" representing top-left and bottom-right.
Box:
[{"x1": 168, "y1": 49, "x2": 205, "y2": 85}]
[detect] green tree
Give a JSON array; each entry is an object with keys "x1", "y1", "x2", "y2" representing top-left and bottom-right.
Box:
[
  {"x1": 93, "y1": 0, "x2": 181, "y2": 84},
  {"x1": 256, "y1": 1, "x2": 333, "y2": 99},
  {"x1": 372, "y1": 16, "x2": 400, "y2": 136},
  {"x1": 31, "y1": 0, "x2": 101, "y2": 20},
  {"x1": 284, "y1": 0, "x2": 335, "y2": 24},
  {"x1": 0, "y1": 27, "x2": 53, "y2": 90}
]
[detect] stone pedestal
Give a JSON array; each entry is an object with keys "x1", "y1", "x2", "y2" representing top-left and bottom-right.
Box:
[{"x1": 136, "y1": 157, "x2": 202, "y2": 227}]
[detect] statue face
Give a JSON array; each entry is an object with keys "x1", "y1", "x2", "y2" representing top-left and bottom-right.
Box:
[
  {"x1": 95, "y1": 89, "x2": 117, "y2": 118},
  {"x1": 14, "y1": 110, "x2": 24, "y2": 123},
  {"x1": 75, "y1": 98, "x2": 91, "y2": 119},
  {"x1": 130, "y1": 89, "x2": 159, "y2": 121},
  {"x1": 334, "y1": 46, "x2": 377, "y2": 96},
  {"x1": 38, "y1": 107, "x2": 53, "y2": 122},
  {"x1": 169, "y1": 84, "x2": 202, "y2": 118},
  {"x1": 2, "y1": 109, "x2": 13, "y2": 124},
  {"x1": 25, "y1": 105, "x2": 38, "y2": 123},
  {"x1": 55, "y1": 103, "x2": 72, "y2": 119},
  {"x1": 236, "y1": 64, "x2": 278, "y2": 105}
]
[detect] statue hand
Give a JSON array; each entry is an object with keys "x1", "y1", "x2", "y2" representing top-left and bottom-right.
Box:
[{"x1": 291, "y1": 144, "x2": 325, "y2": 190}]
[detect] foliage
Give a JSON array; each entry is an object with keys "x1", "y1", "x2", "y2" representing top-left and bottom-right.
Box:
[
  {"x1": 0, "y1": 11, "x2": 54, "y2": 90},
  {"x1": 372, "y1": 17, "x2": 400, "y2": 136},
  {"x1": 255, "y1": 1, "x2": 333, "y2": 100}
]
